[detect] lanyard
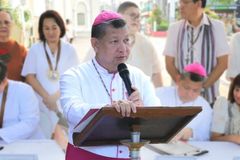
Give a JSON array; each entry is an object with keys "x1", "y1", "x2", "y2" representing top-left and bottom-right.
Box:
[
  {"x1": 186, "y1": 26, "x2": 203, "y2": 64},
  {"x1": 0, "y1": 83, "x2": 8, "y2": 128},
  {"x1": 43, "y1": 41, "x2": 61, "y2": 71}
]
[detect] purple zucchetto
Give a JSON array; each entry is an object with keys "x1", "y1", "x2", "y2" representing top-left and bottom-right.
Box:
[
  {"x1": 93, "y1": 10, "x2": 123, "y2": 26},
  {"x1": 184, "y1": 63, "x2": 207, "y2": 77}
]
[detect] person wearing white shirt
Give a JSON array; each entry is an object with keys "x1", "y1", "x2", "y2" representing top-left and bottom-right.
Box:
[
  {"x1": 65, "y1": 19, "x2": 74, "y2": 43},
  {"x1": 21, "y1": 10, "x2": 79, "y2": 150},
  {"x1": 60, "y1": 10, "x2": 160, "y2": 159},
  {"x1": 211, "y1": 74, "x2": 240, "y2": 144},
  {"x1": 163, "y1": 0, "x2": 229, "y2": 104},
  {"x1": 0, "y1": 61, "x2": 44, "y2": 143},
  {"x1": 226, "y1": 32, "x2": 240, "y2": 81},
  {"x1": 156, "y1": 63, "x2": 212, "y2": 141},
  {"x1": 118, "y1": 2, "x2": 162, "y2": 87}
]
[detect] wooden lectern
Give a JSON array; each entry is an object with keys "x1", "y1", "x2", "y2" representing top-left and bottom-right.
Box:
[{"x1": 72, "y1": 107, "x2": 201, "y2": 160}]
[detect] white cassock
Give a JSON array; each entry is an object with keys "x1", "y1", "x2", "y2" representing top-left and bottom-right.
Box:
[
  {"x1": 60, "y1": 58, "x2": 161, "y2": 158},
  {"x1": 0, "y1": 80, "x2": 44, "y2": 143},
  {"x1": 21, "y1": 40, "x2": 79, "y2": 138},
  {"x1": 156, "y1": 86, "x2": 212, "y2": 141}
]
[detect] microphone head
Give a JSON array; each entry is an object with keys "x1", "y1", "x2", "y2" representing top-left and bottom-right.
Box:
[
  {"x1": 117, "y1": 63, "x2": 129, "y2": 77},
  {"x1": 118, "y1": 63, "x2": 134, "y2": 95}
]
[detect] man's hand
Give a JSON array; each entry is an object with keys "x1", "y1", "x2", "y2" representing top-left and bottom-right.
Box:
[
  {"x1": 112, "y1": 100, "x2": 136, "y2": 117},
  {"x1": 108, "y1": 87, "x2": 142, "y2": 117},
  {"x1": 128, "y1": 87, "x2": 143, "y2": 106}
]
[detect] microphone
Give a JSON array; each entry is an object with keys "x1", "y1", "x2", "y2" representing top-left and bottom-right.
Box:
[{"x1": 117, "y1": 63, "x2": 135, "y2": 96}]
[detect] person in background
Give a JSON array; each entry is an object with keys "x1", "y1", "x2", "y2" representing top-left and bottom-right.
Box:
[
  {"x1": 65, "y1": 19, "x2": 74, "y2": 44},
  {"x1": 0, "y1": 9, "x2": 27, "y2": 81},
  {"x1": 83, "y1": 1, "x2": 163, "y2": 87},
  {"x1": 211, "y1": 74, "x2": 240, "y2": 144},
  {"x1": 156, "y1": 63, "x2": 212, "y2": 141},
  {"x1": 0, "y1": 61, "x2": 44, "y2": 143},
  {"x1": 60, "y1": 10, "x2": 160, "y2": 159},
  {"x1": 226, "y1": 32, "x2": 240, "y2": 81},
  {"x1": 21, "y1": 10, "x2": 79, "y2": 150},
  {"x1": 163, "y1": 0, "x2": 229, "y2": 105},
  {"x1": 117, "y1": 1, "x2": 163, "y2": 87}
]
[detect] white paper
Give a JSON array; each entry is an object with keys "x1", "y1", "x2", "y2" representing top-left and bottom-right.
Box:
[{"x1": 146, "y1": 141, "x2": 208, "y2": 156}]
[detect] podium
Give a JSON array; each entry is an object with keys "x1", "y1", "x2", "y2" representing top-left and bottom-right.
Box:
[{"x1": 72, "y1": 106, "x2": 201, "y2": 159}]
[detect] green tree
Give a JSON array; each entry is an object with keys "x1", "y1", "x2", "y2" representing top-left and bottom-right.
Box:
[
  {"x1": 151, "y1": 4, "x2": 162, "y2": 27},
  {"x1": 209, "y1": 0, "x2": 235, "y2": 5},
  {"x1": 0, "y1": 0, "x2": 9, "y2": 8},
  {"x1": 0, "y1": 0, "x2": 31, "y2": 29},
  {"x1": 204, "y1": 8, "x2": 219, "y2": 19},
  {"x1": 148, "y1": 4, "x2": 163, "y2": 31}
]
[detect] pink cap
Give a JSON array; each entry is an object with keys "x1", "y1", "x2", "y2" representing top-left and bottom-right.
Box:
[
  {"x1": 184, "y1": 63, "x2": 207, "y2": 77},
  {"x1": 93, "y1": 10, "x2": 123, "y2": 26}
]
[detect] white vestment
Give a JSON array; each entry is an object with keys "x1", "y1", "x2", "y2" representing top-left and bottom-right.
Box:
[
  {"x1": 156, "y1": 86, "x2": 212, "y2": 141},
  {"x1": 60, "y1": 58, "x2": 160, "y2": 158},
  {"x1": 0, "y1": 80, "x2": 44, "y2": 143}
]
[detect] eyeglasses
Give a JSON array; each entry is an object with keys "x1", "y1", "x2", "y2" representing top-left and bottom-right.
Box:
[{"x1": 0, "y1": 20, "x2": 11, "y2": 26}]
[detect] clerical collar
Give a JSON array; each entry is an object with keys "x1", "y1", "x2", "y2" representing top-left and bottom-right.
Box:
[{"x1": 92, "y1": 58, "x2": 117, "y2": 75}]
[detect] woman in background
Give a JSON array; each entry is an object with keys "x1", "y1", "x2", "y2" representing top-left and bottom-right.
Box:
[
  {"x1": 21, "y1": 10, "x2": 79, "y2": 150},
  {"x1": 211, "y1": 74, "x2": 240, "y2": 144}
]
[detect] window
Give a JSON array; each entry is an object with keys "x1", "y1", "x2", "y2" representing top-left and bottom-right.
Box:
[
  {"x1": 77, "y1": 13, "x2": 85, "y2": 25},
  {"x1": 76, "y1": 2, "x2": 87, "y2": 26}
]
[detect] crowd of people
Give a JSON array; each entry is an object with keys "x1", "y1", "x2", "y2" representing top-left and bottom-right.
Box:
[{"x1": 0, "y1": 0, "x2": 239, "y2": 159}]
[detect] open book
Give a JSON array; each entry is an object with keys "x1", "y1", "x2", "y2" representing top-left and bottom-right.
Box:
[{"x1": 146, "y1": 141, "x2": 208, "y2": 156}]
